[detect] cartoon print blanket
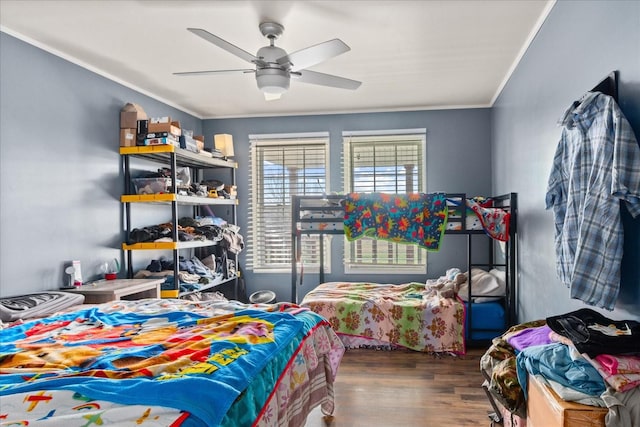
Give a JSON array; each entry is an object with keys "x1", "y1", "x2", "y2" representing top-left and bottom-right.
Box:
[
  {"x1": 343, "y1": 192, "x2": 448, "y2": 251},
  {"x1": 0, "y1": 305, "x2": 317, "y2": 426},
  {"x1": 0, "y1": 389, "x2": 189, "y2": 426}
]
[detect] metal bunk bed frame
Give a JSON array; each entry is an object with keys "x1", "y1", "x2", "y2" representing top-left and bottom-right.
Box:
[{"x1": 290, "y1": 192, "x2": 518, "y2": 340}]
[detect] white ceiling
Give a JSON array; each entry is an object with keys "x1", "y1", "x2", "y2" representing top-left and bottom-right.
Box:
[{"x1": 0, "y1": 0, "x2": 554, "y2": 119}]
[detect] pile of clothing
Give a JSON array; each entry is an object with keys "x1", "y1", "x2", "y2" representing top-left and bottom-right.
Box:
[{"x1": 481, "y1": 308, "x2": 640, "y2": 427}]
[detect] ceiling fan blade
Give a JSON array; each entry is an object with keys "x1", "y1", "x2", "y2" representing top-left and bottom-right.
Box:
[
  {"x1": 277, "y1": 39, "x2": 350, "y2": 71},
  {"x1": 173, "y1": 69, "x2": 255, "y2": 76},
  {"x1": 293, "y1": 70, "x2": 361, "y2": 90},
  {"x1": 187, "y1": 28, "x2": 266, "y2": 67}
]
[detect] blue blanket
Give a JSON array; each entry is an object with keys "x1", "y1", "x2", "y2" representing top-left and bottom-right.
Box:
[
  {"x1": 0, "y1": 307, "x2": 307, "y2": 426},
  {"x1": 515, "y1": 342, "x2": 606, "y2": 398}
]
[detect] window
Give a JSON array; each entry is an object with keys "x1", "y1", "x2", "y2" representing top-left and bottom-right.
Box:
[
  {"x1": 343, "y1": 129, "x2": 427, "y2": 273},
  {"x1": 247, "y1": 133, "x2": 329, "y2": 272}
]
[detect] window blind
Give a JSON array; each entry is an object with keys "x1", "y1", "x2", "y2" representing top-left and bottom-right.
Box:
[
  {"x1": 343, "y1": 130, "x2": 427, "y2": 273},
  {"x1": 247, "y1": 134, "x2": 329, "y2": 272}
]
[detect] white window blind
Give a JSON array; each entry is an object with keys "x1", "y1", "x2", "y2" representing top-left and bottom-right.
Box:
[
  {"x1": 343, "y1": 130, "x2": 427, "y2": 273},
  {"x1": 247, "y1": 133, "x2": 329, "y2": 272}
]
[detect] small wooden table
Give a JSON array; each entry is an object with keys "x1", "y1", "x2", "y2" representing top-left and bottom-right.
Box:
[{"x1": 66, "y1": 278, "x2": 163, "y2": 304}]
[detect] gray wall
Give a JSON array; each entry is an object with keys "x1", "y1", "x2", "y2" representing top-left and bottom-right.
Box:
[
  {"x1": 204, "y1": 110, "x2": 492, "y2": 302},
  {"x1": 492, "y1": 0, "x2": 640, "y2": 321},
  {"x1": 0, "y1": 31, "x2": 492, "y2": 301},
  {"x1": 0, "y1": 33, "x2": 202, "y2": 297},
  {"x1": 3, "y1": 0, "x2": 638, "y2": 319}
]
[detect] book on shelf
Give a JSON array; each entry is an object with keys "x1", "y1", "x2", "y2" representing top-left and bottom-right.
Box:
[{"x1": 146, "y1": 131, "x2": 171, "y2": 138}]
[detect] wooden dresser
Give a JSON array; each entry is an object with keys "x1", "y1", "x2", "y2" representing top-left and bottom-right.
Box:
[{"x1": 527, "y1": 374, "x2": 607, "y2": 427}]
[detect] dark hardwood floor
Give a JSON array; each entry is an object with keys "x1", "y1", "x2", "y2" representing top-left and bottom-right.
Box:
[{"x1": 305, "y1": 346, "x2": 496, "y2": 426}]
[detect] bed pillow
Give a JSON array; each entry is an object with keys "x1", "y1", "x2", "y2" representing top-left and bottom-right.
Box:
[
  {"x1": 489, "y1": 268, "x2": 506, "y2": 287},
  {"x1": 457, "y1": 268, "x2": 506, "y2": 303}
]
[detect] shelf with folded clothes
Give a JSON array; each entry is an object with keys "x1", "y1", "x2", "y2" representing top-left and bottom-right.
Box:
[
  {"x1": 121, "y1": 143, "x2": 241, "y2": 300},
  {"x1": 134, "y1": 253, "x2": 239, "y2": 299},
  {"x1": 169, "y1": 273, "x2": 239, "y2": 298},
  {"x1": 123, "y1": 217, "x2": 237, "y2": 248}
]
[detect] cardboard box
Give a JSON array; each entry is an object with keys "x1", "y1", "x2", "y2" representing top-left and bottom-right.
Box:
[
  {"x1": 120, "y1": 128, "x2": 137, "y2": 147},
  {"x1": 148, "y1": 116, "x2": 181, "y2": 136},
  {"x1": 120, "y1": 103, "x2": 147, "y2": 129},
  {"x1": 224, "y1": 185, "x2": 237, "y2": 198},
  {"x1": 194, "y1": 135, "x2": 205, "y2": 152},
  {"x1": 527, "y1": 374, "x2": 606, "y2": 427}
]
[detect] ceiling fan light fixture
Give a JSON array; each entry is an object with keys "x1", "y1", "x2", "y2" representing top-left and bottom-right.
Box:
[
  {"x1": 179, "y1": 25, "x2": 361, "y2": 98},
  {"x1": 256, "y1": 68, "x2": 290, "y2": 95}
]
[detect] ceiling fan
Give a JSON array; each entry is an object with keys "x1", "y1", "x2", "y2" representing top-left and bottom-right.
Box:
[{"x1": 174, "y1": 22, "x2": 362, "y2": 100}]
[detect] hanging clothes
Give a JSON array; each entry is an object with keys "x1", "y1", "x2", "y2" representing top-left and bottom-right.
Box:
[{"x1": 545, "y1": 91, "x2": 640, "y2": 310}]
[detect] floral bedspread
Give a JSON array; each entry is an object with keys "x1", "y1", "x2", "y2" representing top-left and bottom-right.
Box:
[{"x1": 301, "y1": 282, "x2": 465, "y2": 353}]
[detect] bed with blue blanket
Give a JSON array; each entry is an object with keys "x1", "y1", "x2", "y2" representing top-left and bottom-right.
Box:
[{"x1": 0, "y1": 298, "x2": 344, "y2": 426}]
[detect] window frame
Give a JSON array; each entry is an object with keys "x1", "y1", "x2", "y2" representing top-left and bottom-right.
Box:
[
  {"x1": 247, "y1": 132, "x2": 331, "y2": 274},
  {"x1": 342, "y1": 129, "x2": 428, "y2": 275}
]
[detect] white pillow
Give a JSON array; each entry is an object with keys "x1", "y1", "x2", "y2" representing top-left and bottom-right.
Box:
[
  {"x1": 457, "y1": 268, "x2": 506, "y2": 303},
  {"x1": 489, "y1": 269, "x2": 506, "y2": 287}
]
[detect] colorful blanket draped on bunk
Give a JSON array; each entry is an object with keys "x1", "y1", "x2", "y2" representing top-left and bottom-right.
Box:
[
  {"x1": 343, "y1": 192, "x2": 448, "y2": 251},
  {"x1": 466, "y1": 198, "x2": 510, "y2": 241},
  {"x1": 301, "y1": 282, "x2": 465, "y2": 353},
  {"x1": 0, "y1": 305, "x2": 322, "y2": 426}
]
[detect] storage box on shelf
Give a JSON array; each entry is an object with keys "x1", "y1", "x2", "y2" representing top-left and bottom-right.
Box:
[
  {"x1": 120, "y1": 128, "x2": 137, "y2": 147},
  {"x1": 120, "y1": 144, "x2": 239, "y2": 299},
  {"x1": 147, "y1": 117, "x2": 181, "y2": 136},
  {"x1": 132, "y1": 177, "x2": 174, "y2": 194},
  {"x1": 120, "y1": 103, "x2": 147, "y2": 129}
]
